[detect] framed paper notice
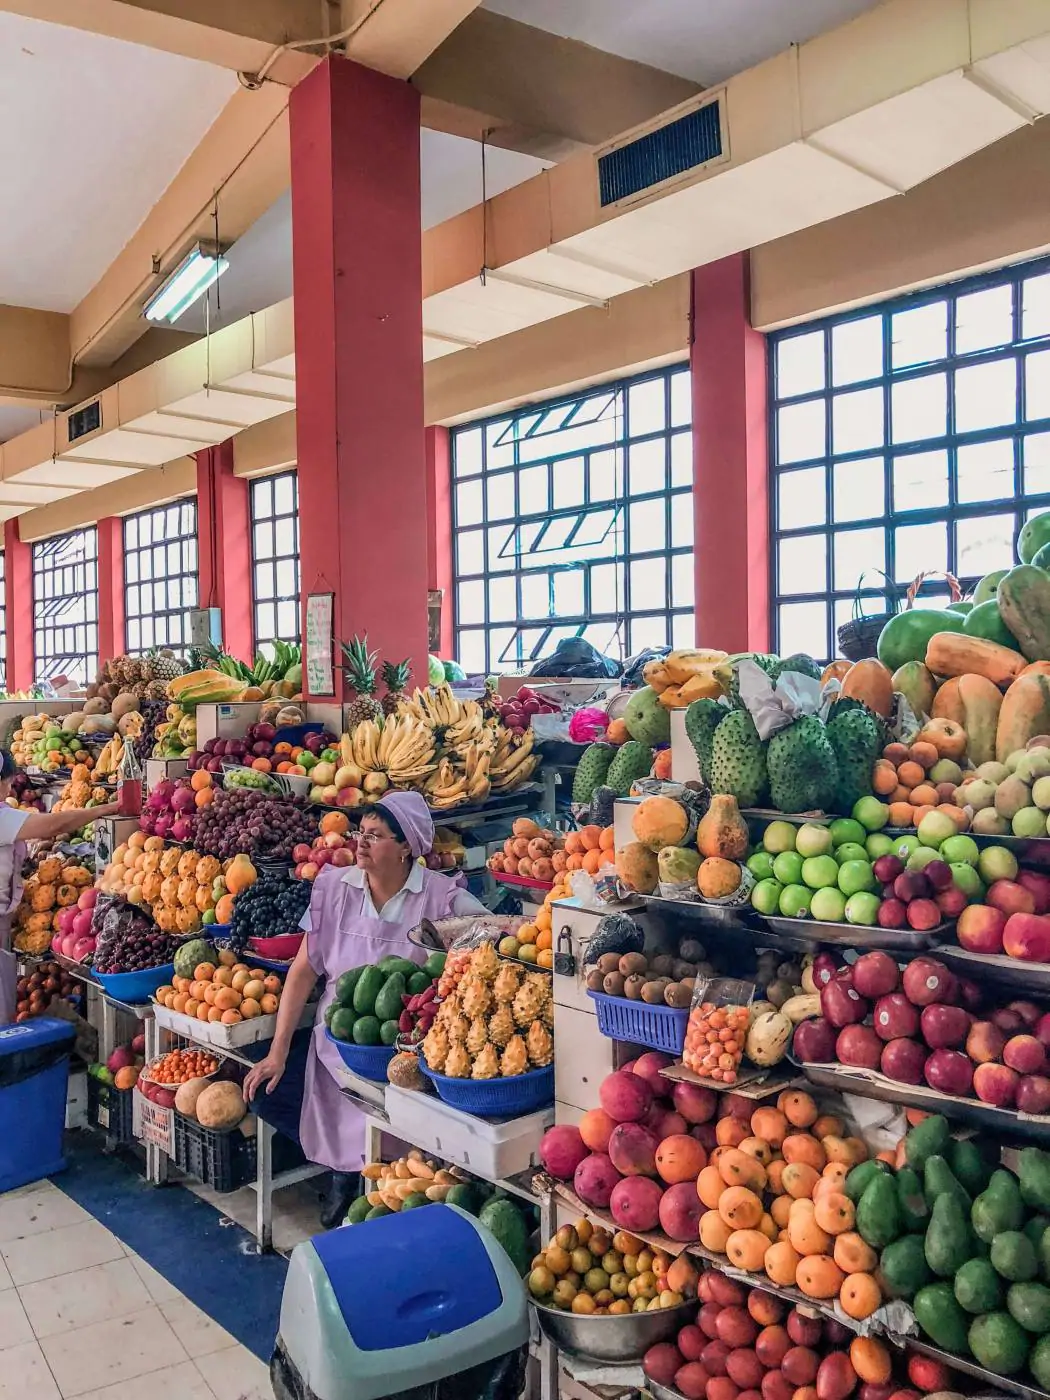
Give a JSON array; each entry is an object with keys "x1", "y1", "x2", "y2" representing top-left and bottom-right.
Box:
[{"x1": 305, "y1": 592, "x2": 335, "y2": 697}]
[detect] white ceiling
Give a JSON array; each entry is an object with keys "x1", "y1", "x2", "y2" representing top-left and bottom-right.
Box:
[
  {"x1": 483, "y1": 0, "x2": 884, "y2": 84},
  {"x1": 0, "y1": 13, "x2": 236, "y2": 314}
]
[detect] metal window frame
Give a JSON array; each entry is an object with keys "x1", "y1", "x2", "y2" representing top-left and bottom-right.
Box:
[
  {"x1": 31, "y1": 526, "x2": 99, "y2": 685},
  {"x1": 768, "y1": 253, "x2": 1050, "y2": 663},
  {"x1": 249, "y1": 470, "x2": 301, "y2": 650},
  {"x1": 122, "y1": 497, "x2": 199, "y2": 654},
  {"x1": 450, "y1": 365, "x2": 695, "y2": 674}
]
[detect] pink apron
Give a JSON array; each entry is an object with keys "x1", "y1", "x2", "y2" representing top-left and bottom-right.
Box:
[
  {"x1": 0, "y1": 841, "x2": 27, "y2": 1026},
  {"x1": 300, "y1": 865, "x2": 461, "y2": 1172}
]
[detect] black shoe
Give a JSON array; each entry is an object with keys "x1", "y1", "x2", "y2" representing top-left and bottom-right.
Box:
[{"x1": 320, "y1": 1171, "x2": 361, "y2": 1230}]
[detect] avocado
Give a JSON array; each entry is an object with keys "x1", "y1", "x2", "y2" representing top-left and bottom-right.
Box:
[
  {"x1": 345, "y1": 1195, "x2": 372, "y2": 1225},
  {"x1": 401, "y1": 1192, "x2": 430, "y2": 1210},
  {"x1": 949, "y1": 1137, "x2": 996, "y2": 1198},
  {"x1": 323, "y1": 1003, "x2": 339, "y2": 1029},
  {"x1": 1020, "y1": 1147, "x2": 1050, "y2": 1212},
  {"x1": 329, "y1": 1007, "x2": 357, "y2": 1042},
  {"x1": 379, "y1": 1019, "x2": 399, "y2": 1046},
  {"x1": 856, "y1": 1172, "x2": 901, "y2": 1250},
  {"x1": 914, "y1": 1282, "x2": 971, "y2": 1353},
  {"x1": 1025, "y1": 1214, "x2": 1050, "y2": 1249},
  {"x1": 1040, "y1": 1227, "x2": 1050, "y2": 1284},
  {"x1": 1032, "y1": 1335, "x2": 1050, "y2": 1390},
  {"x1": 992, "y1": 1231, "x2": 1039, "y2": 1282},
  {"x1": 378, "y1": 956, "x2": 418, "y2": 979},
  {"x1": 954, "y1": 1257, "x2": 1003, "y2": 1314},
  {"x1": 423, "y1": 951, "x2": 447, "y2": 979},
  {"x1": 353, "y1": 966, "x2": 385, "y2": 1016},
  {"x1": 364, "y1": 1204, "x2": 393, "y2": 1220},
  {"x1": 925, "y1": 1194, "x2": 974, "y2": 1278},
  {"x1": 335, "y1": 966, "x2": 364, "y2": 1006},
  {"x1": 973, "y1": 1169, "x2": 1025, "y2": 1243},
  {"x1": 924, "y1": 1155, "x2": 972, "y2": 1212},
  {"x1": 896, "y1": 1167, "x2": 931, "y2": 1234},
  {"x1": 845, "y1": 1159, "x2": 889, "y2": 1204},
  {"x1": 374, "y1": 972, "x2": 406, "y2": 1023},
  {"x1": 1008, "y1": 1280, "x2": 1050, "y2": 1334},
  {"x1": 407, "y1": 970, "x2": 431, "y2": 996},
  {"x1": 969, "y1": 1311, "x2": 1030, "y2": 1375},
  {"x1": 445, "y1": 1183, "x2": 477, "y2": 1213},
  {"x1": 478, "y1": 1198, "x2": 531, "y2": 1275},
  {"x1": 879, "y1": 1235, "x2": 931, "y2": 1300},
  {"x1": 352, "y1": 1015, "x2": 382, "y2": 1046},
  {"x1": 906, "y1": 1114, "x2": 951, "y2": 1171}
]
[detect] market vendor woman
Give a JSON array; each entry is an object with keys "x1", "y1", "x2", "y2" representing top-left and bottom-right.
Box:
[{"x1": 243, "y1": 791, "x2": 486, "y2": 1227}]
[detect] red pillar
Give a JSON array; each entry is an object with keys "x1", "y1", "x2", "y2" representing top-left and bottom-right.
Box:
[
  {"x1": 425, "y1": 426, "x2": 454, "y2": 659},
  {"x1": 97, "y1": 516, "x2": 125, "y2": 662},
  {"x1": 290, "y1": 55, "x2": 429, "y2": 695},
  {"x1": 691, "y1": 254, "x2": 770, "y2": 654},
  {"x1": 5, "y1": 521, "x2": 33, "y2": 692},
  {"x1": 196, "y1": 441, "x2": 253, "y2": 660}
]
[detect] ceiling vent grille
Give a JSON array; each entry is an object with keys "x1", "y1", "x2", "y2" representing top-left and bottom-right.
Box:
[
  {"x1": 67, "y1": 401, "x2": 101, "y2": 443},
  {"x1": 597, "y1": 97, "x2": 725, "y2": 208}
]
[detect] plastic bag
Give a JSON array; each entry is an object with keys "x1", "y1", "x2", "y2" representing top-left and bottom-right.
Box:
[
  {"x1": 683, "y1": 976, "x2": 756, "y2": 1082},
  {"x1": 737, "y1": 659, "x2": 828, "y2": 742},
  {"x1": 529, "y1": 637, "x2": 621, "y2": 679}
]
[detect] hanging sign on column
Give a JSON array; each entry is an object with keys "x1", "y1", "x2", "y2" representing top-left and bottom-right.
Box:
[{"x1": 306, "y1": 592, "x2": 336, "y2": 697}]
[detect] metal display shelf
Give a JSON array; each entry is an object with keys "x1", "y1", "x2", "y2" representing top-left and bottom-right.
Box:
[
  {"x1": 930, "y1": 942, "x2": 1050, "y2": 996},
  {"x1": 638, "y1": 895, "x2": 941, "y2": 954},
  {"x1": 906, "y1": 1338, "x2": 1050, "y2": 1400}
]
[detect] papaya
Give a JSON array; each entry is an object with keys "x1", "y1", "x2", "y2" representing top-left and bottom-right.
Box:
[
  {"x1": 998, "y1": 565, "x2": 1050, "y2": 661},
  {"x1": 931, "y1": 674, "x2": 1003, "y2": 767},
  {"x1": 892, "y1": 661, "x2": 936, "y2": 719},
  {"x1": 840, "y1": 658, "x2": 894, "y2": 718},
  {"x1": 997, "y1": 671, "x2": 1050, "y2": 763},
  {"x1": 924, "y1": 633, "x2": 1025, "y2": 688}
]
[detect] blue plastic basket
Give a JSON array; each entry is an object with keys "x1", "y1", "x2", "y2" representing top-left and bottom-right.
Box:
[
  {"x1": 419, "y1": 1062, "x2": 554, "y2": 1117},
  {"x1": 94, "y1": 962, "x2": 176, "y2": 1005},
  {"x1": 324, "y1": 1028, "x2": 395, "y2": 1082},
  {"x1": 587, "y1": 990, "x2": 688, "y2": 1055}
]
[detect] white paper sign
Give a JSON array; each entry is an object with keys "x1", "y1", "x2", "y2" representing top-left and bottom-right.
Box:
[{"x1": 306, "y1": 593, "x2": 335, "y2": 696}]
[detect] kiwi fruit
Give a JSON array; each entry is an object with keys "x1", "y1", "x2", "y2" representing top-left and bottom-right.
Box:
[
  {"x1": 649, "y1": 953, "x2": 676, "y2": 977},
  {"x1": 680, "y1": 939, "x2": 707, "y2": 962},
  {"x1": 603, "y1": 971, "x2": 626, "y2": 997},
  {"x1": 623, "y1": 973, "x2": 646, "y2": 1000},
  {"x1": 672, "y1": 959, "x2": 697, "y2": 981},
  {"x1": 640, "y1": 979, "x2": 669, "y2": 1004},
  {"x1": 664, "y1": 982, "x2": 692, "y2": 1009},
  {"x1": 598, "y1": 953, "x2": 622, "y2": 975},
  {"x1": 766, "y1": 978, "x2": 795, "y2": 1008},
  {"x1": 619, "y1": 952, "x2": 648, "y2": 977},
  {"x1": 586, "y1": 969, "x2": 606, "y2": 992}
]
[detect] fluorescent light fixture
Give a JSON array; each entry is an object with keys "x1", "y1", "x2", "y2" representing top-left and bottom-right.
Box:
[{"x1": 143, "y1": 241, "x2": 229, "y2": 323}]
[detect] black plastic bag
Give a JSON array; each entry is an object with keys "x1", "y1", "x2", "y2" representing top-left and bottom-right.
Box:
[
  {"x1": 528, "y1": 637, "x2": 620, "y2": 679},
  {"x1": 622, "y1": 646, "x2": 670, "y2": 688}
]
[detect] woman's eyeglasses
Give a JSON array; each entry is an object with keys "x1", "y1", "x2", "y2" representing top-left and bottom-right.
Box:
[{"x1": 356, "y1": 831, "x2": 397, "y2": 847}]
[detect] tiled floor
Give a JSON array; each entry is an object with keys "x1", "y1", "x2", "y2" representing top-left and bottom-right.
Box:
[{"x1": 0, "y1": 1181, "x2": 273, "y2": 1400}]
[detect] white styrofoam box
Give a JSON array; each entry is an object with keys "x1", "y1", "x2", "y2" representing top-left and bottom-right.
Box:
[
  {"x1": 65, "y1": 1070, "x2": 88, "y2": 1130},
  {"x1": 145, "y1": 759, "x2": 188, "y2": 789},
  {"x1": 384, "y1": 1084, "x2": 552, "y2": 1181},
  {"x1": 554, "y1": 1100, "x2": 585, "y2": 1128},
  {"x1": 194, "y1": 702, "x2": 262, "y2": 746},
  {"x1": 554, "y1": 1003, "x2": 618, "y2": 1113},
  {"x1": 152, "y1": 998, "x2": 316, "y2": 1049},
  {"x1": 670, "y1": 708, "x2": 702, "y2": 784},
  {"x1": 612, "y1": 797, "x2": 639, "y2": 855}
]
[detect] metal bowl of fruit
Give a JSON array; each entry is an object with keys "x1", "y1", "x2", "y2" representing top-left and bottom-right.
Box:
[{"x1": 530, "y1": 1296, "x2": 696, "y2": 1363}]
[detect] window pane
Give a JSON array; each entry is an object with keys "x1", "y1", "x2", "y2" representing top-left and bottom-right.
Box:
[
  {"x1": 1023, "y1": 272, "x2": 1050, "y2": 341},
  {"x1": 832, "y1": 316, "x2": 882, "y2": 386},
  {"x1": 956, "y1": 439, "x2": 1014, "y2": 504},
  {"x1": 1026, "y1": 349, "x2": 1050, "y2": 421},
  {"x1": 779, "y1": 601, "x2": 828, "y2": 659},
  {"x1": 833, "y1": 528, "x2": 885, "y2": 591},
  {"x1": 832, "y1": 457, "x2": 883, "y2": 523},
  {"x1": 776, "y1": 331, "x2": 824, "y2": 398},
  {"x1": 778, "y1": 534, "x2": 826, "y2": 596},
  {"x1": 892, "y1": 301, "x2": 947, "y2": 368},
  {"x1": 1024, "y1": 433, "x2": 1050, "y2": 496},
  {"x1": 892, "y1": 372, "x2": 947, "y2": 443},
  {"x1": 779, "y1": 467, "x2": 826, "y2": 531},
  {"x1": 777, "y1": 399, "x2": 825, "y2": 464},
  {"x1": 893, "y1": 449, "x2": 949, "y2": 512},
  {"x1": 628, "y1": 377, "x2": 666, "y2": 436},
  {"x1": 956, "y1": 514, "x2": 1014, "y2": 580},
  {"x1": 895, "y1": 521, "x2": 948, "y2": 582},
  {"x1": 955, "y1": 358, "x2": 1017, "y2": 433},
  {"x1": 956, "y1": 284, "x2": 1013, "y2": 355},
  {"x1": 249, "y1": 471, "x2": 300, "y2": 647},
  {"x1": 833, "y1": 387, "x2": 884, "y2": 454}
]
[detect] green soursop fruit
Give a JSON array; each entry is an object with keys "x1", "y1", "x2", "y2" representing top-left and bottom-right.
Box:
[
  {"x1": 728, "y1": 653, "x2": 781, "y2": 706},
  {"x1": 623, "y1": 686, "x2": 671, "y2": 746},
  {"x1": 826, "y1": 703, "x2": 882, "y2": 814},
  {"x1": 684, "y1": 698, "x2": 724, "y2": 783},
  {"x1": 767, "y1": 715, "x2": 839, "y2": 813},
  {"x1": 606, "y1": 740, "x2": 654, "y2": 796},
  {"x1": 710, "y1": 709, "x2": 767, "y2": 807},
  {"x1": 572, "y1": 743, "x2": 616, "y2": 804},
  {"x1": 777, "y1": 653, "x2": 823, "y2": 683}
]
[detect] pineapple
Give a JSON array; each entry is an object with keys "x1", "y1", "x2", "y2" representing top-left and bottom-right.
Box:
[
  {"x1": 471, "y1": 1045, "x2": 500, "y2": 1079},
  {"x1": 460, "y1": 976, "x2": 491, "y2": 1020},
  {"x1": 145, "y1": 647, "x2": 185, "y2": 683},
  {"x1": 492, "y1": 963, "x2": 521, "y2": 1006},
  {"x1": 422, "y1": 1025, "x2": 449, "y2": 1072},
  {"x1": 444, "y1": 1044, "x2": 472, "y2": 1078},
  {"x1": 466, "y1": 1018, "x2": 489, "y2": 1056},
  {"x1": 342, "y1": 636, "x2": 382, "y2": 727},
  {"x1": 381, "y1": 659, "x2": 411, "y2": 716},
  {"x1": 487, "y1": 1004, "x2": 515, "y2": 1048},
  {"x1": 469, "y1": 942, "x2": 500, "y2": 983},
  {"x1": 526, "y1": 1020, "x2": 553, "y2": 1067},
  {"x1": 500, "y1": 1035, "x2": 529, "y2": 1076},
  {"x1": 512, "y1": 975, "x2": 548, "y2": 1028}
]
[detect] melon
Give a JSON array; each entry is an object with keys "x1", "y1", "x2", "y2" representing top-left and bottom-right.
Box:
[
  {"x1": 174, "y1": 1076, "x2": 213, "y2": 1120},
  {"x1": 657, "y1": 846, "x2": 701, "y2": 886},
  {"x1": 632, "y1": 795, "x2": 688, "y2": 851},
  {"x1": 623, "y1": 686, "x2": 671, "y2": 746},
  {"x1": 194, "y1": 1080, "x2": 246, "y2": 1130}
]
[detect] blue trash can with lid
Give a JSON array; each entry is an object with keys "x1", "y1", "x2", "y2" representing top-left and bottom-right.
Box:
[
  {"x1": 272, "y1": 1203, "x2": 529, "y2": 1400},
  {"x1": 0, "y1": 1016, "x2": 76, "y2": 1193}
]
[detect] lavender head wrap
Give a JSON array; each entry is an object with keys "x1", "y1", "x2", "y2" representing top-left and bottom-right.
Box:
[{"x1": 375, "y1": 791, "x2": 434, "y2": 858}]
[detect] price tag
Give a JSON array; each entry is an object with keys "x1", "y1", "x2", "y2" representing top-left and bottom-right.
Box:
[{"x1": 133, "y1": 1090, "x2": 173, "y2": 1155}]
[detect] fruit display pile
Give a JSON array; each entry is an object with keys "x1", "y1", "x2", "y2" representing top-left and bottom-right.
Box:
[
  {"x1": 11, "y1": 849, "x2": 94, "y2": 954},
  {"x1": 487, "y1": 817, "x2": 616, "y2": 881},
  {"x1": 154, "y1": 945, "x2": 285, "y2": 1027},
  {"x1": 227, "y1": 873, "x2": 310, "y2": 953},
  {"x1": 89, "y1": 1036, "x2": 146, "y2": 1092},
  {"x1": 98, "y1": 832, "x2": 241, "y2": 934},
  {"x1": 139, "y1": 1047, "x2": 220, "y2": 1108},
  {"x1": 193, "y1": 786, "x2": 319, "y2": 861},
  {"x1": 585, "y1": 940, "x2": 714, "y2": 1012},
  {"x1": 93, "y1": 900, "x2": 179, "y2": 975},
  {"x1": 325, "y1": 952, "x2": 445, "y2": 1048},
  {"x1": 530, "y1": 1217, "x2": 690, "y2": 1315},
  {"x1": 48, "y1": 886, "x2": 101, "y2": 963},
  {"x1": 186, "y1": 722, "x2": 338, "y2": 779},
  {"x1": 292, "y1": 811, "x2": 357, "y2": 881},
  {"x1": 13, "y1": 960, "x2": 83, "y2": 1021},
  {"x1": 488, "y1": 684, "x2": 560, "y2": 733},
  {"x1": 139, "y1": 774, "x2": 212, "y2": 841}
]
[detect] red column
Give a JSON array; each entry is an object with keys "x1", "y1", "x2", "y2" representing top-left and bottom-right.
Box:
[
  {"x1": 425, "y1": 426, "x2": 454, "y2": 659},
  {"x1": 290, "y1": 55, "x2": 429, "y2": 695},
  {"x1": 691, "y1": 254, "x2": 770, "y2": 654},
  {"x1": 97, "y1": 516, "x2": 125, "y2": 662},
  {"x1": 4, "y1": 521, "x2": 33, "y2": 692},
  {"x1": 196, "y1": 441, "x2": 253, "y2": 660}
]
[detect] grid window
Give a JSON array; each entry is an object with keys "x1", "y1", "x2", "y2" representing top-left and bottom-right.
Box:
[
  {"x1": 250, "y1": 471, "x2": 301, "y2": 649},
  {"x1": 771, "y1": 255, "x2": 1050, "y2": 662},
  {"x1": 123, "y1": 498, "x2": 198, "y2": 653},
  {"x1": 32, "y1": 527, "x2": 98, "y2": 685},
  {"x1": 451, "y1": 367, "x2": 694, "y2": 674}
]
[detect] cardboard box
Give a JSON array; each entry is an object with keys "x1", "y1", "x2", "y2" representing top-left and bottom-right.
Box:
[{"x1": 495, "y1": 677, "x2": 618, "y2": 705}]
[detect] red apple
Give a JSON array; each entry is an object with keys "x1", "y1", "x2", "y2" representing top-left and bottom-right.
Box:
[
  {"x1": 881, "y1": 1038, "x2": 927, "y2": 1084},
  {"x1": 895, "y1": 871, "x2": 930, "y2": 902},
  {"x1": 966, "y1": 1020, "x2": 1007, "y2": 1064},
  {"x1": 956, "y1": 977, "x2": 984, "y2": 1013},
  {"x1": 1010, "y1": 1001, "x2": 1043, "y2": 1028},
  {"x1": 1016, "y1": 1075, "x2": 1050, "y2": 1115},
  {"x1": 973, "y1": 1061, "x2": 1019, "y2": 1107},
  {"x1": 935, "y1": 886, "x2": 968, "y2": 919},
  {"x1": 1018, "y1": 870, "x2": 1050, "y2": 915},
  {"x1": 1004, "y1": 1035, "x2": 1047, "y2": 1075},
  {"x1": 873, "y1": 993, "x2": 920, "y2": 1042},
  {"x1": 924, "y1": 1048, "x2": 974, "y2": 1097},
  {"x1": 907, "y1": 898, "x2": 942, "y2": 931},
  {"x1": 1036, "y1": 1013, "x2": 1050, "y2": 1049},
  {"x1": 924, "y1": 860, "x2": 954, "y2": 891},
  {"x1": 993, "y1": 1007, "x2": 1027, "y2": 1034},
  {"x1": 836, "y1": 1025, "x2": 883, "y2": 1070},
  {"x1": 987, "y1": 880, "x2": 1037, "y2": 917},
  {"x1": 957, "y1": 905, "x2": 1007, "y2": 955},
  {"x1": 873, "y1": 855, "x2": 904, "y2": 883},
  {"x1": 851, "y1": 952, "x2": 900, "y2": 999},
  {"x1": 877, "y1": 898, "x2": 908, "y2": 929},
  {"x1": 902, "y1": 957, "x2": 955, "y2": 1007},
  {"x1": 820, "y1": 978, "x2": 869, "y2": 1028},
  {"x1": 920, "y1": 1004, "x2": 971, "y2": 1050},
  {"x1": 1003, "y1": 913, "x2": 1050, "y2": 963}
]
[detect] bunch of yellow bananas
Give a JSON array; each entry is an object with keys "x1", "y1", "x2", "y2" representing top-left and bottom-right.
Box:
[
  {"x1": 340, "y1": 715, "x2": 437, "y2": 786},
  {"x1": 490, "y1": 726, "x2": 540, "y2": 792},
  {"x1": 94, "y1": 734, "x2": 125, "y2": 776},
  {"x1": 398, "y1": 684, "x2": 463, "y2": 731}
]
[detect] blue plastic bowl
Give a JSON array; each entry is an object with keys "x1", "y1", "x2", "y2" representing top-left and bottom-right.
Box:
[
  {"x1": 324, "y1": 1028, "x2": 395, "y2": 1082},
  {"x1": 94, "y1": 963, "x2": 176, "y2": 1005},
  {"x1": 418, "y1": 1062, "x2": 553, "y2": 1117}
]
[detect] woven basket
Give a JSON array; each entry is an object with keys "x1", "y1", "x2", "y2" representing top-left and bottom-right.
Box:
[{"x1": 837, "y1": 570, "x2": 898, "y2": 661}]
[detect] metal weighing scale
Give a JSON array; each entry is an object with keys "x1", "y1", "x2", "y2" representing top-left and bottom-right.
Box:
[{"x1": 272, "y1": 1204, "x2": 529, "y2": 1400}]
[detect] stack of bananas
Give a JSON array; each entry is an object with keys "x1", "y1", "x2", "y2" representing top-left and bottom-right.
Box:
[
  {"x1": 339, "y1": 714, "x2": 437, "y2": 787},
  {"x1": 94, "y1": 734, "x2": 125, "y2": 777},
  {"x1": 490, "y1": 726, "x2": 540, "y2": 791},
  {"x1": 424, "y1": 748, "x2": 492, "y2": 809}
]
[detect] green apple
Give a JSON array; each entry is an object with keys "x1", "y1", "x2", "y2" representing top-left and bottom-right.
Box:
[
  {"x1": 763, "y1": 821, "x2": 798, "y2": 855},
  {"x1": 829, "y1": 818, "x2": 867, "y2": 848},
  {"x1": 751, "y1": 879, "x2": 783, "y2": 915},
  {"x1": 845, "y1": 891, "x2": 881, "y2": 926},
  {"x1": 837, "y1": 859, "x2": 876, "y2": 896},
  {"x1": 852, "y1": 796, "x2": 890, "y2": 832},
  {"x1": 893, "y1": 835, "x2": 921, "y2": 860},
  {"x1": 779, "y1": 884, "x2": 813, "y2": 918},
  {"x1": 795, "y1": 823, "x2": 833, "y2": 858},
  {"x1": 810, "y1": 887, "x2": 847, "y2": 922},
  {"x1": 950, "y1": 863, "x2": 985, "y2": 900},
  {"x1": 801, "y1": 855, "x2": 840, "y2": 890},
  {"x1": 907, "y1": 845, "x2": 943, "y2": 872},
  {"x1": 865, "y1": 833, "x2": 895, "y2": 860},
  {"x1": 772, "y1": 851, "x2": 804, "y2": 886},
  {"x1": 1013, "y1": 806, "x2": 1046, "y2": 839},
  {"x1": 747, "y1": 850, "x2": 776, "y2": 881},
  {"x1": 977, "y1": 845, "x2": 1018, "y2": 883},
  {"x1": 835, "y1": 842, "x2": 870, "y2": 865},
  {"x1": 940, "y1": 833, "x2": 980, "y2": 867},
  {"x1": 917, "y1": 810, "x2": 958, "y2": 849}
]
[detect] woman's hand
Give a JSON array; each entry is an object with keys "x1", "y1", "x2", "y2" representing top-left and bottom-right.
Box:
[{"x1": 243, "y1": 1050, "x2": 287, "y2": 1102}]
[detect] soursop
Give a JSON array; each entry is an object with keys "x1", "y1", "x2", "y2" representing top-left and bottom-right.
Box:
[
  {"x1": 766, "y1": 715, "x2": 839, "y2": 813},
  {"x1": 709, "y1": 709, "x2": 767, "y2": 807},
  {"x1": 826, "y1": 702, "x2": 883, "y2": 814},
  {"x1": 777, "y1": 653, "x2": 823, "y2": 683},
  {"x1": 727, "y1": 653, "x2": 781, "y2": 706},
  {"x1": 684, "y1": 698, "x2": 724, "y2": 783},
  {"x1": 606, "y1": 740, "x2": 653, "y2": 796},
  {"x1": 572, "y1": 742, "x2": 616, "y2": 804}
]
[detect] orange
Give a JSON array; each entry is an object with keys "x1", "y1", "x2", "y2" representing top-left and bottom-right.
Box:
[
  {"x1": 834, "y1": 1231, "x2": 878, "y2": 1274},
  {"x1": 839, "y1": 1272, "x2": 882, "y2": 1320}
]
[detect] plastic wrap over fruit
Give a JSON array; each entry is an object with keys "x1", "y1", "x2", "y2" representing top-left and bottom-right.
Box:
[
  {"x1": 582, "y1": 912, "x2": 644, "y2": 966},
  {"x1": 567, "y1": 706, "x2": 608, "y2": 743}
]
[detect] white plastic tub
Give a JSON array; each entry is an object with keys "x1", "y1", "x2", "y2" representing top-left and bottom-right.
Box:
[{"x1": 384, "y1": 1083, "x2": 552, "y2": 1181}]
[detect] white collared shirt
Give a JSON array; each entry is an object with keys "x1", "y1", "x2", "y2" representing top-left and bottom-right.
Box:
[{"x1": 299, "y1": 861, "x2": 487, "y2": 930}]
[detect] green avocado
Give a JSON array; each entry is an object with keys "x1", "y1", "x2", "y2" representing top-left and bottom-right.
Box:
[
  {"x1": 1025, "y1": 1215, "x2": 1050, "y2": 1249},
  {"x1": 407, "y1": 970, "x2": 431, "y2": 996},
  {"x1": 352, "y1": 1015, "x2": 382, "y2": 1046},
  {"x1": 856, "y1": 1172, "x2": 901, "y2": 1250},
  {"x1": 969, "y1": 1311, "x2": 1030, "y2": 1376},
  {"x1": 992, "y1": 1231, "x2": 1039, "y2": 1282},
  {"x1": 1032, "y1": 1336, "x2": 1050, "y2": 1389},
  {"x1": 323, "y1": 1003, "x2": 339, "y2": 1029},
  {"x1": 478, "y1": 1198, "x2": 531, "y2": 1275},
  {"x1": 423, "y1": 951, "x2": 447, "y2": 979},
  {"x1": 329, "y1": 1007, "x2": 357, "y2": 1042},
  {"x1": 896, "y1": 1167, "x2": 931, "y2": 1234},
  {"x1": 377, "y1": 956, "x2": 418, "y2": 979},
  {"x1": 401, "y1": 1193, "x2": 430, "y2": 1211},
  {"x1": 1019, "y1": 1147, "x2": 1050, "y2": 1212},
  {"x1": 925, "y1": 1194, "x2": 974, "y2": 1278},
  {"x1": 924, "y1": 1155, "x2": 972, "y2": 1213},
  {"x1": 364, "y1": 1204, "x2": 393, "y2": 1221},
  {"x1": 914, "y1": 1282, "x2": 971, "y2": 1354},
  {"x1": 353, "y1": 966, "x2": 385, "y2": 1016},
  {"x1": 379, "y1": 1019, "x2": 399, "y2": 1046},
  {"x1": 445, "y1": 1183, "x2": 477, "y2": 1213},
  {"x1": 1008, "y1": 1280, "x2": 1050, "y2": 1334},
  {"x1": 346, "y1": 1195, "x2": 372, "y2": 1225},
  {"x1": 845, "y1": 1159, "x2": 889, "y2": 1204},
  {"x1": 949, "y1": 1138, "x2": 997, "y2": 1198},
  {"x1": 973, "y1": 1169, "x2": 1025, "y2": 1243},
  {"x1": 905, "y1": 1115, "x2": 951, "y2": 1172},
  {"x1": 879, "y1": 1235, "x2": 931, "y2": 1300},
  {"x1": 955, "y1": 1257, "x2": 1003, "y2": 1314},
  {"x1": 374, "y1": 972, "x2": 406, "y2": 1023},
  {"x1": 335, "y1": 967, "x2": 364, "y2": 1006}
]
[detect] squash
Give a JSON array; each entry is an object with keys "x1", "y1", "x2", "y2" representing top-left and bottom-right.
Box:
[
  {"x1": 997, "y1": 565, "x2": 1050, "y2": 661},
  {"x1": 195, "y1": 1081, "x2": 246, "y2": 1130},
  {"x1": 697, "y1": 795, "x2": 749, "y2": 860},
  {"x1": 998, "y1": 671, "x2": 1050, "y2": 761},
  {"x1": 924, "y1": 632, "x2": 1024, "y2": 688},
  {"x1": 225, "y1": 854, "x2": 257, "y2": 896},
  {"x1": 840, "y1": 658, "x2": 894, "y2": 717},
  {"x1": 931, "y1": 673, "x2": 1003, "y2": 767}
]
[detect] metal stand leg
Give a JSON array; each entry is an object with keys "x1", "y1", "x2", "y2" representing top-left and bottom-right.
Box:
[
  {"x1": 538, "y1": 1188, "x2": 558, "y2": 1400},
  {"x1": 256, "y1": 1119, "x2": 274, "y2": 1253},
  {"x1": 143, "y1": 1017, "x2": 168, "y2": 1185}
]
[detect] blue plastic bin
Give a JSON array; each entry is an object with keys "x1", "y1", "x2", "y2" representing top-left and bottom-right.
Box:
[
  {"x1": 0, "y1": 1017, "x2": 76, "y2": 1192},
  {"x1": 324, "y1": 1028, "x2": 394, "y2": 1082},
  {"x1": 94, "y1": 963, "x2": 175, "y2": 1004},
  {"x1": 587, "y1": 990, "x2": 688, "y2": 1054}
]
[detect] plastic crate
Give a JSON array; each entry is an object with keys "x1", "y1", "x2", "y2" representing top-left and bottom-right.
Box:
[
  {"x1": 87, "y1": 1076, "x2": 135, "y2": 1144},
  {"x1": 172, "y1": 1113, "x2": 304, "y2": 1192},
  {"x1": 587, "y1": 990, "x2": 688, "y2": 1054}
]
